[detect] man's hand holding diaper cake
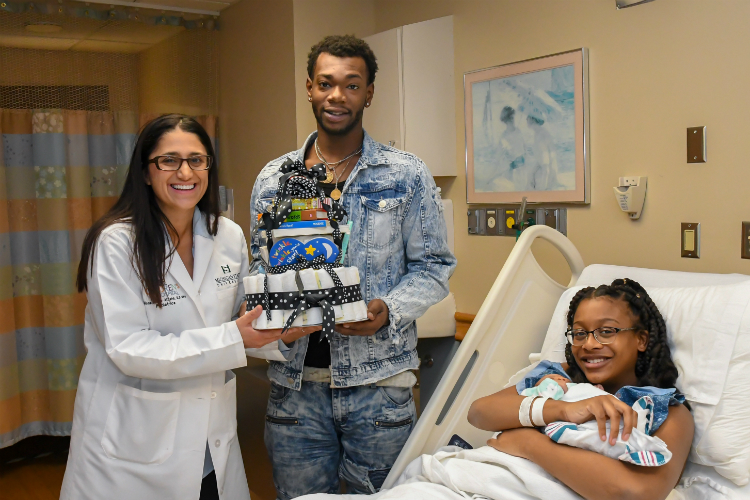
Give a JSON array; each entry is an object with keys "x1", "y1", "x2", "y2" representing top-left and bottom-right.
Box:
[
  {"x1": 520, "y1": 375, "x2": 673, "y2": 466},
  {"x1": 336, "y1": 297, "x2": 389, "y2": 336}
]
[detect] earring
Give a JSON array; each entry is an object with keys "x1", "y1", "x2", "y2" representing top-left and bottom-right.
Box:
[
  {"x1": 308, "y1": 97, "x2": 312, "y2": 101},
  {"x1": 365, "y1": 102, "x2": 370, "y2": 107}
]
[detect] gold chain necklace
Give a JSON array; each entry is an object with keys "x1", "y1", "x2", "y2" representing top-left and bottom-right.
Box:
[
  {"x1": 329, "y1": 157, "x2": 353, "y2": 201},
  {"x1": 315, "y1": 139, "x2": 362, "y2": 183}
]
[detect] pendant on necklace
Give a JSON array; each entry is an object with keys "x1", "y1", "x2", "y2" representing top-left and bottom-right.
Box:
[
  {"x1": 325, "y1": 170, "x2": 334, "y2": 183},
  {"x1": 331, "y1": 188, "x2": 342, "y2": 200}
]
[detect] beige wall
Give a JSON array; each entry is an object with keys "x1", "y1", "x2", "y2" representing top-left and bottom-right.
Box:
[
  {"x1": 293, "y1": 0, "x2": 377, "y2": 146},
  {"x1": 364, "y1": 0, "x2": 750, "y2": 314},
  {"x1": 269, "y1": 0, "x2": 750, "y2": 315},
  {"x1": 139, "y1": 28, "x2": 218, "y2": 116},
  {"x1": 218, "y1": 0, "x2": 297, "y2": 234}
]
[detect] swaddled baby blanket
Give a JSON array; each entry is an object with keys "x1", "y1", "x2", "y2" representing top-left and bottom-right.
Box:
[{"x1": 523, "y1": 381, "x2": 672, "y2": 466}]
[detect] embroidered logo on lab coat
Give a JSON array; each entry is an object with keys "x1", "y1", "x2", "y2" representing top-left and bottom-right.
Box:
[
  {"x1": 144, "y1": 283, "x2": 187, "y2": 307},
  {"x1": 215, "y1": 272, "x2": 239, "y2": 289}
]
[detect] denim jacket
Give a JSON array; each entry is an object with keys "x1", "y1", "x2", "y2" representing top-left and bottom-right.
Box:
[{"x1": 250, "y1": 131, "x2": 457, "y2": 390}]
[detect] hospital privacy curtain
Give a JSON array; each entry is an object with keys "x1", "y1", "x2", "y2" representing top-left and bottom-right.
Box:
[
  {"x1": 0, "y1": 109, "x2": 136, "y2": 448},
  {"x1": 0, "y1": 110, "x2": 217, "y2": 448}
]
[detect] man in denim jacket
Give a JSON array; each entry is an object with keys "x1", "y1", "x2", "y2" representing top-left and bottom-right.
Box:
[{"x1": 250, "y1": 35, "x2": 456, "y2": 499}]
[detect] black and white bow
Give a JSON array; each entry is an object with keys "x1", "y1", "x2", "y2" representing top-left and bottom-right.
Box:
[{"x1": 260, "y1": 255, "x2": 343, "y2": 321}]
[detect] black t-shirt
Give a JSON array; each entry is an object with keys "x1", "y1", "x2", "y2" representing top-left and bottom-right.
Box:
[{"x1": 303, "y1": 181, "x2": 337, "y2": 368}]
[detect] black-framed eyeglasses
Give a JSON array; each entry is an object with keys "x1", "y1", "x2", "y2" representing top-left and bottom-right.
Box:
[
  {"x1": 565, "y1": 327, "x2": 640, "y2": 346},
  {"x1": 148, "y1": 155, "x2": 213, "y2": 171}
]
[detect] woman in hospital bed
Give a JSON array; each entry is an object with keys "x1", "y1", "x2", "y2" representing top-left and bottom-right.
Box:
[{"x1": 298, "y1": 279, "x2": 694, "y2": 500}]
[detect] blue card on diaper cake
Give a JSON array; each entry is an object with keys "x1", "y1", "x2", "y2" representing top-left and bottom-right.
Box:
[
  {"x1": 269, "y1": 238, "x2": 305, "y2": 266},
  {"x1": 269, "y1": 237, "x2": 340, "y2": 266},
  {"x1": 305, "y1": 237, "x2": 340, "y2": 263}
]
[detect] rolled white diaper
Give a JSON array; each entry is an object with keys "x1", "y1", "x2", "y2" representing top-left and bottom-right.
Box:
[
  {"x1": 265, "y1": 273, "x2": 285, "y2": 329},
  {"x1": 299, "y1": 269, "x2": 323, "y2": 327},
  {"x1": 332, "y1": 267, "x2": 348, "y2": 321},
  {"x1": 315, "y1": 268, "x2": 342, "y2": 323},
  {"x1": 296, "y1": 269, "x2": 316, "y2": 326},
  {"x1": 250, "y1": 274, "x2": 270, "y2": 330},
  {"x1": 347, "y1": 267, "x2": 368, "y2": 321},
  {"x1": 280, "y1": 270, "x2": 298, "y2": 326}
]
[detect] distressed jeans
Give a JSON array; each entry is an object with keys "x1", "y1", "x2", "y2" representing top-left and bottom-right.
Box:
[{"x1": 264, "y1": 381, "x2": 417, "y2": 500}]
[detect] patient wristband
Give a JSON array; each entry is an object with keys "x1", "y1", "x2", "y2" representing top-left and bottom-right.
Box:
[
  {"x1": 531, "y1": 397, "x2": 549, "y2": 427},
  {"x1": 519, "y1": 396, "x2": 537, "y2": 427}
]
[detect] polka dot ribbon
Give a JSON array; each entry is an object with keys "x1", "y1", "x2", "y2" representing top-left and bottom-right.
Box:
[
  {"x1": 260, "y1": 255, "x2": 344, "y2": 321},
  {"x1": 246, "y1": 284, "x2": 362, "y2": 310}
]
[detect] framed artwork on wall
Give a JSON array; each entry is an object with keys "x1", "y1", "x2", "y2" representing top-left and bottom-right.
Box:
[{"x1": 464, "y1": 48, "x2": 590, "y2": 204}]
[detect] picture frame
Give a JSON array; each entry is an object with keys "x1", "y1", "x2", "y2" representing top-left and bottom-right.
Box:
[{"x1": 464, "y1": 48, "x2": 590, "y2": 204}]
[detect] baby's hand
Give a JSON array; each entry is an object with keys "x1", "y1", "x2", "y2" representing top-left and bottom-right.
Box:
[{"x1": 536, "y1": 374, "x2": 570, "y2": 393}]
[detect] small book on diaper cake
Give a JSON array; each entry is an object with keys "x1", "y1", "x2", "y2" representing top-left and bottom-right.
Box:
[{"x1": 247, "y1": 158, "x2": 368, "y2": 337}]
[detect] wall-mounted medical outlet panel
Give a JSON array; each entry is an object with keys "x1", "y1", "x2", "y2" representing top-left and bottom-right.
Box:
[
  {"x1": 467, "y1": 208, "x2": 486, "y2": 235},
  {"x1": 468, "y1": 206, "x2": 567, "y2": 237},
  {"x1": 681, "y1": 222, "x2": 700, "y2": 258},
  {"x1": 742, "y1": 222, "x2": 750, "y2": 259},
  {"x1": 687, "y1": 126, "x2": 706, "y2": 163}
]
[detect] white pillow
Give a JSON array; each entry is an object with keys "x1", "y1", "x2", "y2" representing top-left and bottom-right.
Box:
[
  {"x1": 691, "y1": 300, "x2": 750, "y2": 485},
  {"x1": 537, "y1": 280, "x2": 750, "y2": 485}
]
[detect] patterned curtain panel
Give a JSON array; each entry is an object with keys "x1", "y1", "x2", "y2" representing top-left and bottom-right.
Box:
[{"x1": 0, "y1": 109, "x2": 137, "y2": 448}]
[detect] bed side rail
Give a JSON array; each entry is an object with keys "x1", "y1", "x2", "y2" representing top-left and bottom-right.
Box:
[{"x1": 384, "y1": 226, "x2": 584, "y2": 488}]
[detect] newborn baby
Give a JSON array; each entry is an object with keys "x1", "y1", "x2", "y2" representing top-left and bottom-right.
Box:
[{"x1": 520, "y1": 375, "x2": 672, "y2": 466}]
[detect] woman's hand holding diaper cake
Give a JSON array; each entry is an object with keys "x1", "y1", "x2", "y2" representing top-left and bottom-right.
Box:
[{"x1": 237, "y1": 305, "x2": 320, "y2": 348}]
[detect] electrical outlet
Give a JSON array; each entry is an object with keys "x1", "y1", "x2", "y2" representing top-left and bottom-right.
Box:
[{"x1": 742, "y1": 222, "x2": 750, "y2": 259}]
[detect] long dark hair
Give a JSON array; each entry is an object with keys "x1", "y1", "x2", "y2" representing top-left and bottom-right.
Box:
[
  {"x1": 76, "y1": 114, "x2": 220, "y2": 307},
  {"x1": 564, "y1": 278, "x2": 680, "y2": 390}
]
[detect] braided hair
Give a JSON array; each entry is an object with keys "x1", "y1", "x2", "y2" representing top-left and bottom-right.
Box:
[{"x1": 564, "y1": 278, "x2": 680, "y2": 390}]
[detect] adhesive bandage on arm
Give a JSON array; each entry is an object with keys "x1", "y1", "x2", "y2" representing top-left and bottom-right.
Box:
[
  {"x1": 531, "y1": 397, "x2": 549, "y2": 426},
  {"x1": 518, "y1": 396, "x2": 538, "y2": 427}
]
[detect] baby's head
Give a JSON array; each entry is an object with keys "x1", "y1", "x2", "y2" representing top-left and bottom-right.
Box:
[{"x1": 564, "y1": 279, "x2": 678, "y2": 393}]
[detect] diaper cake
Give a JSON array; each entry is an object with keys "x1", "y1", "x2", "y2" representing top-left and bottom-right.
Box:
[{"x1": 244, "y1": 158, "x2": 368, "y2": 337}]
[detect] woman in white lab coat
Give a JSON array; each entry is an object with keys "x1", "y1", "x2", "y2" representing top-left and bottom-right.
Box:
[{"x1": 60, "y1": 115, "x2": 313, "y2": 500}]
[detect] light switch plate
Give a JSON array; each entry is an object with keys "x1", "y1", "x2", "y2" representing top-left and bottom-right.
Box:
[
  {"x1": 681, "y1": 222, "x2": 700, "y2": 258},
  {"x1": 742, "y1": 222, "x2": 750, "y2": 259},
  {"x1": 687, "y1": 127, "x2": 706, "y2": 163}
]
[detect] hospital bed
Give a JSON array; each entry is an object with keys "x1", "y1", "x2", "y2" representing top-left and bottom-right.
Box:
[{"x1": 384, "y1": 225, "x2": 750, "y2": 499}]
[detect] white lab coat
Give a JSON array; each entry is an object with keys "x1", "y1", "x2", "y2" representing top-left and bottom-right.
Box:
[{"x1": 61, "y1": 209, "x2": 286, "y2": 500}]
